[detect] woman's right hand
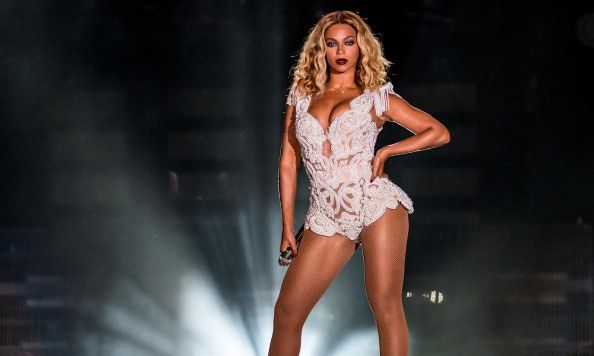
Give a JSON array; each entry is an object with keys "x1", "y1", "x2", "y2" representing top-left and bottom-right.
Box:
[{"x1": 280, "y1": 229, "x2": 299, "y2": 257}]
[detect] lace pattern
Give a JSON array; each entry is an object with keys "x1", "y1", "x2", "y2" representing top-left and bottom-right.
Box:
[{"x1": 287, "y1": 82, "x2": 414, "y2": 243}]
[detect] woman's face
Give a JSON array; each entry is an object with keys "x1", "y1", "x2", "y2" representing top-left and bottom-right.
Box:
[{"x1": 324, "y1": 23, "x2": 359, "y2": 74}]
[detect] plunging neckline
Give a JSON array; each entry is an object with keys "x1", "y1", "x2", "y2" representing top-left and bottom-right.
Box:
[
  {"x1": 305, "y1": 90, "x2": 367, "y2": 134},
  {"x1": 304, "y1": 90, "x2": 385, "y2": 136},
  {"x1": 305, "y1": 108, "x2": 354, "y2": 136}
]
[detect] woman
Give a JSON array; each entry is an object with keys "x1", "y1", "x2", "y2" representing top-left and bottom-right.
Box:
[{"x1": 269, "y1": 10, "x2": 450, "y2": 356}]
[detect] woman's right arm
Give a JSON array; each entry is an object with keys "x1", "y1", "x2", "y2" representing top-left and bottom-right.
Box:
[{"x1": 278, "y1": 103, "x2": 301, "y2": 255}]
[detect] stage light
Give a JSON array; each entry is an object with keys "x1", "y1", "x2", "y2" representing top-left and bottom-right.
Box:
[
  {"x1": 405, "y1": 289, "x2": 445, "y2": 304},
  {"x1": 178, "y1": 270, "x2": 256, "y2": 356},
  {"x1": 328, "y1": 329, "x2": 380, "y2": 356}
]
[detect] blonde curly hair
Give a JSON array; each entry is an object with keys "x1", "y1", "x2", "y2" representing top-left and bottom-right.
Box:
[{"x1": 289, "y1": 10, "x2": 391, "y2": 98}]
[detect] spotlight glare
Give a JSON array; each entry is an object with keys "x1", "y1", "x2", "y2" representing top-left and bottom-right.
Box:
[
  {"x1": 178, "y1": 270, "x2": 256, "y2": 356},
  {"x1": 328, "y1": 329, "x2": 380, "y2": 356}
]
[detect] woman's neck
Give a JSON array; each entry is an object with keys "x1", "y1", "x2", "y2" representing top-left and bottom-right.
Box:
[{"x1": 326, "y1": 72, "x2": 357, "y2": 92}]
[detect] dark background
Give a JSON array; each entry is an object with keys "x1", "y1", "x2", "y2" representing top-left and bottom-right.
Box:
[{"x1": 1, "y1": 1, "x2": 593, "y2": 355}]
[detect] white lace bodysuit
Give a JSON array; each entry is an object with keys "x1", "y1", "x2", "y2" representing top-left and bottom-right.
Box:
[{"x1": 287, "y1": 82, "x2": 414, "y2": 244}]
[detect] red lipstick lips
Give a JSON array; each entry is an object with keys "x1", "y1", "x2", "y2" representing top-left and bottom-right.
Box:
[{"x1": 336, "y1": 58, "x2": 348, "y2": 65}]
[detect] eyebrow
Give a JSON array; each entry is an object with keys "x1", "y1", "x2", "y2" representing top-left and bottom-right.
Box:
[{"x1": 325, "y1": 35, "x2": 356, "y2": 41}]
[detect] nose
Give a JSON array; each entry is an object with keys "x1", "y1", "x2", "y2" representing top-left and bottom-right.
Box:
[{"x1": 337, "y1": 44, "x2": 344, "y2": 54}]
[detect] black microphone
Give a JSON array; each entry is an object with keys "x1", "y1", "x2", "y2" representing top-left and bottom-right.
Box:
[{"x1": 278, "y1": 225, "x2": 305, "y2": 267}]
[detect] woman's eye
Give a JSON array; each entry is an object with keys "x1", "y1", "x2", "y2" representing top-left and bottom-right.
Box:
[
  {"x1": 326, "y1": 41, "x2": 335, "y2": 47},
  {"x1": 345, "y1": 40, "x2": 355, "y2": 46}
]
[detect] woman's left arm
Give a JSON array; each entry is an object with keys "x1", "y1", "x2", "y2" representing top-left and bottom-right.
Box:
[{"x1": 371, "y1": 94, "x2": 451, "y2": 180}]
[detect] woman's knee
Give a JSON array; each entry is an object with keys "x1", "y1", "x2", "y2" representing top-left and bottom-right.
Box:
[
  {"x1": 274, "y1": 294, "x2": 298, "y2": 316},
  {"x1": 366, "y1": 284, "x2": 404, "y2": 309},
  {"x1": 273, "y1": 295, "x2": 310, "y2": 326},
  {"x1": 366, "y1": 295, "x2": 405, "y2": 322}
]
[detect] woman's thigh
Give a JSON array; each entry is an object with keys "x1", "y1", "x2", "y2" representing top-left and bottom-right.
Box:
[
  {"x1": 359, "y1": 204, "x2": 410, "y2": 298},
  {"x1": 275, "y1": 229, "x2": 358, "y2": 314}
]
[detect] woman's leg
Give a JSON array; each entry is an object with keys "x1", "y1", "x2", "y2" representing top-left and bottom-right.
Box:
[
  {"x1": 268, "y1": 229, "x2": 357, "y2": 356},
  {"x1": 360, "y1": 203, "x2": 410, "y2": 356}
]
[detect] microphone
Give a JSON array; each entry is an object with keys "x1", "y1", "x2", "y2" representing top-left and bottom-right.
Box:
[{"x1": 278, "y1": 225, "x2": 305, "y2": 267}]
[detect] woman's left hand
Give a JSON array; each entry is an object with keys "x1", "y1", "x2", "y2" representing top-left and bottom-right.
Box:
[{"x1": 371, "y1": 148, "x2": 389, "y2": 181}]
